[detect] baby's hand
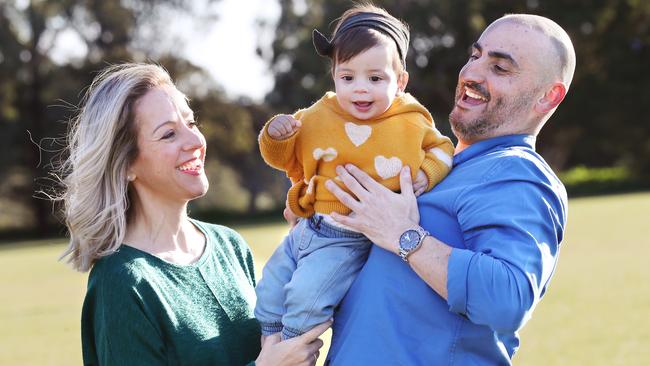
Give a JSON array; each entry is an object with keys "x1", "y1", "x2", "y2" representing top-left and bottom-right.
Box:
[
  {"x1": 268, "y1": 114, "x2": 302, "y2": 140},
  {"x1": 283, "y1": 199, "x2": 299, "y2": 229},
  {"x1": 413, "y1": 169, "x2": 429, "y2": 197}
]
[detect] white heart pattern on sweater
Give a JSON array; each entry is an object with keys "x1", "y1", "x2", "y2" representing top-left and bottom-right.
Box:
[
  {"x1": 313, "y1": 147, "x2": 338, "y2": 162},
  {"x1": 374, "y1": 155, "x2": 403, "y2": 180},
  {"x1": 345, "y1": 122, "x2": 372, "y2": 147}
]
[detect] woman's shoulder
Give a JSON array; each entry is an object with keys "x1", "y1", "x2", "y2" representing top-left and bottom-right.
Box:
[
  {"x1": 84, "y1": 247, "x2": 155, "y2": 307},
  {"x1": 91, "y1": 245, "x2": 139, "y2": 273}
]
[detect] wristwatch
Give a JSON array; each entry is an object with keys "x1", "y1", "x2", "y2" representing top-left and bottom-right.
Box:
[{"x1": 398, "y1": 226, "x2": 429, "y2": 262}]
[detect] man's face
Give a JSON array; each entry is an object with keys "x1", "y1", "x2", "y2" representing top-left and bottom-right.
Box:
[{"x1": 449, "y1": 20, "x2": 549, "y2": 144}]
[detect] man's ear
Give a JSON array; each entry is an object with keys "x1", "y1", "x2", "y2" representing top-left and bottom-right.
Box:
[
  {"x1": 535, "y1": 82, "x2": 567, "y2": 114},
  {"x1": 397, "y1": 70, "x2": 409, "y2": 93}
]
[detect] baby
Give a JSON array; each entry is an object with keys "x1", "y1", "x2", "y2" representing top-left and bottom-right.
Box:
[{"x1": 255, "y1": 4, "x2": 454, "y2": 339}]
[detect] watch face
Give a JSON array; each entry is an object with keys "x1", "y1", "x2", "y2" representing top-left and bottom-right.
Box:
[{"x1": 399, "y1": 229, "x2": 421, "y2": 250}]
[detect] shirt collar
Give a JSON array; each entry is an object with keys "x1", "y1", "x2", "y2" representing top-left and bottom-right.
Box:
[{"x1": 453, "y1": 134, "x2": 536, "y2": 166}]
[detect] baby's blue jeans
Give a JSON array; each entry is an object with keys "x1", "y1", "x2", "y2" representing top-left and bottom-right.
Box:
[{"x1": 254, "y1": 215, "x2": 371, "y2": 339}]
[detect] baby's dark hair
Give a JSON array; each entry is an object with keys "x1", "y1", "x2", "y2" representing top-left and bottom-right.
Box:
[{"x1": 329, "y1": 4, "x2": 410, "y2": 72}]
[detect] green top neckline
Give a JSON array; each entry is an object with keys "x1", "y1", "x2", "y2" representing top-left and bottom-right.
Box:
[{"x1": 119, "y1": 218, "x2": 212, "y2": 269}]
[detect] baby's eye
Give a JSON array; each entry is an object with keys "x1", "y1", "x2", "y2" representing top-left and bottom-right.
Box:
[
  {"x1": 370, "y1": 76, "x2": 382, "y2": 82},
  {"x1": 342, "y1": 75, "x2": 353, "y2": 81}
]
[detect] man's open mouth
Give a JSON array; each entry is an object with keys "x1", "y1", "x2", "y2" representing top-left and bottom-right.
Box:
[{"x1": 462, "y1": 88, "x2": 489, "y2": 103}]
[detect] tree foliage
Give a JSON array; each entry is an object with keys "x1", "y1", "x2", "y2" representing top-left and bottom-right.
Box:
[
  {"x1": 1, "y1": 0, "x2": 649, "y2": 234},
  {"x1": 0, "y1": 0, "x2": 285, "y2": 233}
]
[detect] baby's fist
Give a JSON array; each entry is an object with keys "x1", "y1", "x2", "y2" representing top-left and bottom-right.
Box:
[{"x1": 268, "y1": 115, "x2": 302, "y2": 140}]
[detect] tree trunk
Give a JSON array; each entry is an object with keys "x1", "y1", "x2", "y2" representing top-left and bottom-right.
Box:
[{"x1": 27, "y1": 4, "x2": 50, "y2": 235}]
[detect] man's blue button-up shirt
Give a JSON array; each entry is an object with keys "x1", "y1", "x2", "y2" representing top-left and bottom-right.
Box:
[{"x1": 326, "y1": 134, "x2": 568, "y2": 365}]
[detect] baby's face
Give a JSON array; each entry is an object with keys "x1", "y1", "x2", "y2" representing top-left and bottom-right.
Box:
[{"x1": 333, "y1": 43, "x2": 406, "y2": 120}]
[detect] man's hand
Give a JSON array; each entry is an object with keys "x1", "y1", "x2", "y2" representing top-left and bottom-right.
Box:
[
  {"x1": 413, "y1": 169, "x2": 429, "y2": 196},
  {"x1": 326, "y1": 165, "x2": 453, "y2": 300},
  {"x1": 268, "y1": 114, "x2": 302, "y2": 140},
  {"x1": 324, "y1": 165, "x2": 420, "y2": 253}
]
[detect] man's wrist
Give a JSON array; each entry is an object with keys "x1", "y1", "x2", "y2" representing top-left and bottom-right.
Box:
[
  {"x1": 398, "y1": 225, "x2": 429, "y2": 262},
  {"x1": 391, "y1": 222, "x2": 418, "y2": 255}
]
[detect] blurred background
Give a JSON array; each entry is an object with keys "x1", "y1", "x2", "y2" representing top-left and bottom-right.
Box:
[{"x1": 0, "y1": 0, "x2": 648, "y2": 365}]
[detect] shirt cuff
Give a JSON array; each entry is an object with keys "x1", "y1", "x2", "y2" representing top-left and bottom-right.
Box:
[
  {"x1": 420, "y1": 155, "x2": 450, "y2": 191},
  {"x1": 446, "y1": 248, "x2": 475, "y2": 315}
]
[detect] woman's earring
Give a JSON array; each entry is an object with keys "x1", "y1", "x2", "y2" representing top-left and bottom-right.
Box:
[{"x1": 127, "y1": 174, "x2": 136, "y2": 182}]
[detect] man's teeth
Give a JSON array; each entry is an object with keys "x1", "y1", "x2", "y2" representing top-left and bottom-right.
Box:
[
  {"x1": 178, "y1": 160, "x2": 202, "y2": 171},
  {"x1": 466, "y1": 89, "x2": 488, "y2": 101}
]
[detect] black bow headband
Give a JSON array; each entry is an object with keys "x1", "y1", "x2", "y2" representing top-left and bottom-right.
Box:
[{"x1": 312, "y1": 12, "x2": 410, "y2": 67}]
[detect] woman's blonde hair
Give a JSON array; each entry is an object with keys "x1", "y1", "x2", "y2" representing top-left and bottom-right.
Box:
[{"x1": 58, "y1": 63, "x2": 173, "y2": 272}]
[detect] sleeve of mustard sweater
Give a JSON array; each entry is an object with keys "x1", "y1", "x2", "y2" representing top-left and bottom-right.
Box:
[
  {"x1": 420, "y1": 125, "x2": 455, "y2": 191},
  {"x1": 258, "y1": 113, "x2": 304, "y2": 183}
]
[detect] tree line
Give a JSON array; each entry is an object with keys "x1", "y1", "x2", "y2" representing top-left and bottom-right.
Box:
[{"x1": 0, "y1": 0, "x2": 648, "y2": 235}]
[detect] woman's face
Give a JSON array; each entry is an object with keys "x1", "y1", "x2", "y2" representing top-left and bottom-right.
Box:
[{"x1": 128, "y1": 85, "x2": 208, "y2": 206}]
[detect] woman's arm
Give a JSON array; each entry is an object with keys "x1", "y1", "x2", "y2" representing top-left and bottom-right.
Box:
[{"x1": 82, "y1": 273, "x2": 166, "y2": 365}]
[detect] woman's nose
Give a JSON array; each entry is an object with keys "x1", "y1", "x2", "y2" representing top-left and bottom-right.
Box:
[{"x1": 183, "y1": 124, "x2": 206, "y2": 151}]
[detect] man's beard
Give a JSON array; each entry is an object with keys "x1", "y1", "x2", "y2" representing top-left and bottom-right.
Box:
[
  {"x1": 449, "y1": 98, "x2": 505, "y2": 142},
  {"x1": 449, "y1": 86, "x2": 536, "y2": 142}
]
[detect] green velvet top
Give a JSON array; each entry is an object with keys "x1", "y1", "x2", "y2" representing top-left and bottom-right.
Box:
[{"x1": 81, "y1": 219, "x2": 261, "y2": 365}]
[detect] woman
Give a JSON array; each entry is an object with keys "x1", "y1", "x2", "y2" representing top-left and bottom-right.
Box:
[{"x1": 57, "y1": 63, "x2": 328, "y2": 365}]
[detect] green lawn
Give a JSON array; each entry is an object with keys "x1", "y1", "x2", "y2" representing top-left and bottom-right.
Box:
[{"x1": 1, "y1": 192, "x2": 648, "y2": 365}]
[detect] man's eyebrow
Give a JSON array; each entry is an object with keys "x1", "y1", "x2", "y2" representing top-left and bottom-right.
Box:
[
  {"x1": 472, "y1": 42, "x2": 519, "y2": 68},
  {"x1": 489, "y1": 50, "x2": 518, "y2": 68}
]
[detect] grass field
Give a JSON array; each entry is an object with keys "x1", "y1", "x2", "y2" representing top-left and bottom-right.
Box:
[{"x1": 1, "y1": 192, "x2": 648, "y2": 365}]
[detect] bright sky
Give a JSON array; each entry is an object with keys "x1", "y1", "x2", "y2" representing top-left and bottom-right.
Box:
[
  {"x1": 45, "y1": 0, "x2": 281, "y2": 102},
  {"x1": 186, "y1": 0, "x2": 281, "y2": 101}
]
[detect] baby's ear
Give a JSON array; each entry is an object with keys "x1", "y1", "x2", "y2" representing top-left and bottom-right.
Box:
[{"x1": 397, "y1": 71, "x2": 409, "y2": 93}]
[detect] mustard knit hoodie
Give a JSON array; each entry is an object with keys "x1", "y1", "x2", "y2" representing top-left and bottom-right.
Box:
[{"x1": 259, "y1": 92, "x2": 454, "y2": 217}]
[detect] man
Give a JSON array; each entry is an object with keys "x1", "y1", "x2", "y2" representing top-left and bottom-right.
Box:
[{"x1": 322, "y1": 14, "x2": 576, "y2": 365}]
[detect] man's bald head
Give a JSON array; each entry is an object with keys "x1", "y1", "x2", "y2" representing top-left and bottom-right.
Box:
[{"x1": 489, "y1": 14, "x2": 576, "y2": 90}]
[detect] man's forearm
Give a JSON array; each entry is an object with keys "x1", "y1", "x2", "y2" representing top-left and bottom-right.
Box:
[
  {"x1": 406, "y1": 235, "x2": 452, "y2": 300},
  {"x1": 405, "y1": 234, "x2": 538, "y2": 332}
]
